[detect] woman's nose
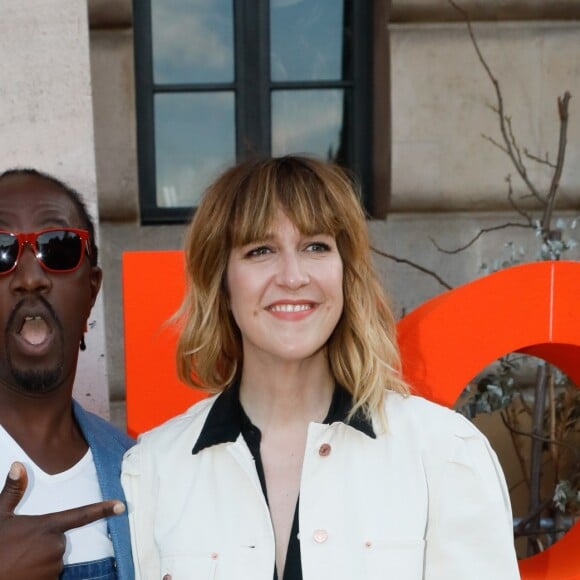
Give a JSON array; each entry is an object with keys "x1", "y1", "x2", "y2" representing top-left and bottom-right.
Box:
[{"x1": 275, "y1": 252, "x2": 310, "y2": 289}]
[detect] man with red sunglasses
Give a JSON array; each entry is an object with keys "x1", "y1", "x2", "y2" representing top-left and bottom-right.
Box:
[{"x1": 0, "y1": 169, "x2": 134, "y2": 579}]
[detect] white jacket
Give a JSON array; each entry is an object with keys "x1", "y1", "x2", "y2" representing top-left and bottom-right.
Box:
[{"x1": 122, "y1": 392, "x2": 520, "y2": 580}]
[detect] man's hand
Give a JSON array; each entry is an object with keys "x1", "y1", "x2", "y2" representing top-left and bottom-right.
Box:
[{"x1": 0, "y1": 462, "x2": 125, "y2": 580}]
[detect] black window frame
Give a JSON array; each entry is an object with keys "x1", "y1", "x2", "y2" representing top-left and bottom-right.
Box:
[{"x1": 133, "y1": 0, "x2": 374, "y2": 224}]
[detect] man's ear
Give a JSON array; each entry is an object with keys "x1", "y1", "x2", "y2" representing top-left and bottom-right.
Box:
[{"x1": 88, "y1": 266, "x2": 103, "y2": 308}]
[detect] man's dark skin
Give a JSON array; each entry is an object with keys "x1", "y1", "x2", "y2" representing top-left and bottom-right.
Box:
[{"x1": 0, "y1": 173, "x2": 123, "y2": 579}]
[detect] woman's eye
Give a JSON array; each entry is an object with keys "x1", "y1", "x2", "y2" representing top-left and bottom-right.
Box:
[
  {"x1": 306, "y1": 242, "x2": 331, "y2": 252},
  {"x1": 246, "y1": 246, "x2": 272, "y2": 257}
]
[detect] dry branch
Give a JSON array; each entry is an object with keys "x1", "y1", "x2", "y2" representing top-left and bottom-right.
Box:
[
  {"x1": 440, "y1": 1, "x2": 572, "y2": 256},
  {"x1": 429, "y1": 222, "x2": 530, "y2": 254},
  {"x1": 448, "y1": 0, "x2": 544, "y2": 202},
  {"x1": 542, "y1": 91, "x2": 572, "y2": 235},
  {"x1": 371, "y1": 247, "x2": 453, "y2": 290}
]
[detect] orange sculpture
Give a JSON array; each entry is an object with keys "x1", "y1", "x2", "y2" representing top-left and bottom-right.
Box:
[{"x1": 398, "y1": 261, "x2": 580, "y2": 580}]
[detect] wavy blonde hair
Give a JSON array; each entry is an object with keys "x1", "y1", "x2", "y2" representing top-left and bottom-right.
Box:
[{"x1": 176, "y1": 155, "x2": 409, "y2": 420}]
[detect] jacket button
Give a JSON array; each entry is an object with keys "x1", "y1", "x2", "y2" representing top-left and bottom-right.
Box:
[
  {"x1": 313, "y1": 529, "x2": 328, "y2": 543},
  {"x1": 163, "y1": 575, "x2": 172, "y2": 580},
  {"x1": 364, "y1": 540, "x2": 373, "y2": 549},
  {"x1": 318, "y1": 443, "x2": 331, "y2": 456},
  {"x1": 210, "y1": 552, "x2": 219, "y2": 560}
]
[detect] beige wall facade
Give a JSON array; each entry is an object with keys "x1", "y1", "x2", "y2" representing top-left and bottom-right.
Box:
[
  {"x1": 0, "y1": 0, "x2": 110, "y2": 417},
  {"x1": 390, "y1": 20, "x2": 580, "y2": 211}
]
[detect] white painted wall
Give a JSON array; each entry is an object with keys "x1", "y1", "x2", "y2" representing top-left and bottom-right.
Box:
[{"x1": 0, "y1": 0, "x2": 109, "y2": 417}]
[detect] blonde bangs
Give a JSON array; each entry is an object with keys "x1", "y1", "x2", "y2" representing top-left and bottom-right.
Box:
[{"x1": 228, "y1": 157, "x2": 346, "y2": 247}]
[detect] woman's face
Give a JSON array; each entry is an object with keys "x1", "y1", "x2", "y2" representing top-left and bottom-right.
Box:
[{"x1": 226, "y1": 211, "x2": 344, "y2": 367}]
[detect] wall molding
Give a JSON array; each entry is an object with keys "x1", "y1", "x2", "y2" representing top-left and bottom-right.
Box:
[{"x1": 392, "y1": 1, "x2": 580, "y2": 23}]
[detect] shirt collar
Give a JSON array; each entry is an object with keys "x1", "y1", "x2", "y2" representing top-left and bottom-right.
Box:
[{"x1": 192, "y1": 380, "x2": 375, "y2": 455}]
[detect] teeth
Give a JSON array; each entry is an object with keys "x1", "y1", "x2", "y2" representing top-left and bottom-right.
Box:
[
  {"x1": 270, "y1": 304, "x2": 312, "y2": 313},
  {"x1": 24, "y1": 315, "x2": 43, "y2": 321}
]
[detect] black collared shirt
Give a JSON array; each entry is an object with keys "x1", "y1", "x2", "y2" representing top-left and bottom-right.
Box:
[{"x1": 192, "y1": 382, "x2": 375, "y2": 580}]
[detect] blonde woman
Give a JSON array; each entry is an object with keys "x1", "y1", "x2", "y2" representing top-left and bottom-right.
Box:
[{"x1": 122, "y1": 156, "x2": 519, "y2": 580}]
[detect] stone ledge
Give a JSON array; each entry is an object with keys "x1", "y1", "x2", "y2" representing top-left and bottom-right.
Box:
[
  {"x1": 88, "y1": 0, "x2": 132, "y2": 29},
  {"x1": 392, "y1": 0, "x2": 580, "y2": 23}
]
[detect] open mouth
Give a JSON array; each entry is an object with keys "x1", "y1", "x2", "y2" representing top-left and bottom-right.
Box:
[{"x1": 18, "y1": 315, "x2": 52, "y2": 346}]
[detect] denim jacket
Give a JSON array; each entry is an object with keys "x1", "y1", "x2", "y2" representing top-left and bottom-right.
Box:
[{"x1": 73, "y1": 401, "x2": 135, "y2": 580}]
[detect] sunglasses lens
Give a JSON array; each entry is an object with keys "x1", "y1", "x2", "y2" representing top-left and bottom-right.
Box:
[
  {"x1": 0, "y1": 233, "x2": 19, "y2": 273},
  {"x1": 37, "y1": 230, "x2": 83, "y2": 271}
]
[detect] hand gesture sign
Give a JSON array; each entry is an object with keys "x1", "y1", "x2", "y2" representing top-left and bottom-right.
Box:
[{"x1": 0, "y1": 462, "x2": 125, "y2": 580}]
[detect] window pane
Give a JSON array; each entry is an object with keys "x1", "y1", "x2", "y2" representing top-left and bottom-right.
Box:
[
  {"x1": 154, "y1": 93, "x2": 235, "y2": 207},
  {"x1": 270, "y1": 0, "x2": 348, "y2": 82},
  {"x1": 271, "y1": 89, "x2": 347, "y2": 162},
  {"x1": 152, "y1": 0, "x2": 234, "y2": 84}
]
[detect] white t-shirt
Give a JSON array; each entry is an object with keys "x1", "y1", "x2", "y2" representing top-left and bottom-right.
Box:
[{"x1": 0, "y1": 424, "x2": 115, "y2": 564}]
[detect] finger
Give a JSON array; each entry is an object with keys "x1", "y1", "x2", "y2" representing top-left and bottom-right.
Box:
[
  {"x1": 0, "y1": 462, "x2": 28, "y2": 514},
  {"x1": 46, "y1": 499, "x2": 125, "y2": 533}
]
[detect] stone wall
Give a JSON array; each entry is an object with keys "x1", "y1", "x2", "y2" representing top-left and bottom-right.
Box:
[
  {"x1": 390, "y1": 17, "x2": 580, "y2": 211},
  {"x1": 0, "y1": 0, "x2": 110, "y2": 417}
]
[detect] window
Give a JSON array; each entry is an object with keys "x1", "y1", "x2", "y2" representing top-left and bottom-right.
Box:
[{"x1": 134, "y1": 0, "x2": 375, "y2": 223}]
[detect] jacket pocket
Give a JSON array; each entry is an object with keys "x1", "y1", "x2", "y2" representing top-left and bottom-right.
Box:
[
  {"x1": 363, "y1": 539, "x2": 425, "y2": 579},
  {"x1": 160, "y1": 555, "x2": 217, "y2": 580}
]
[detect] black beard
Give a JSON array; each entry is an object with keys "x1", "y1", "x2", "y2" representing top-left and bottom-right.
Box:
[{"x1": 8, "y1": 366, "x2": 63, "y2": 394}]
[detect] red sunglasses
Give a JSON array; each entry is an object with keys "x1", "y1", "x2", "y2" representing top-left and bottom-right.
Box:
[{"x1": 0, "y1": 228, "x2": 91, "y2": 275}]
